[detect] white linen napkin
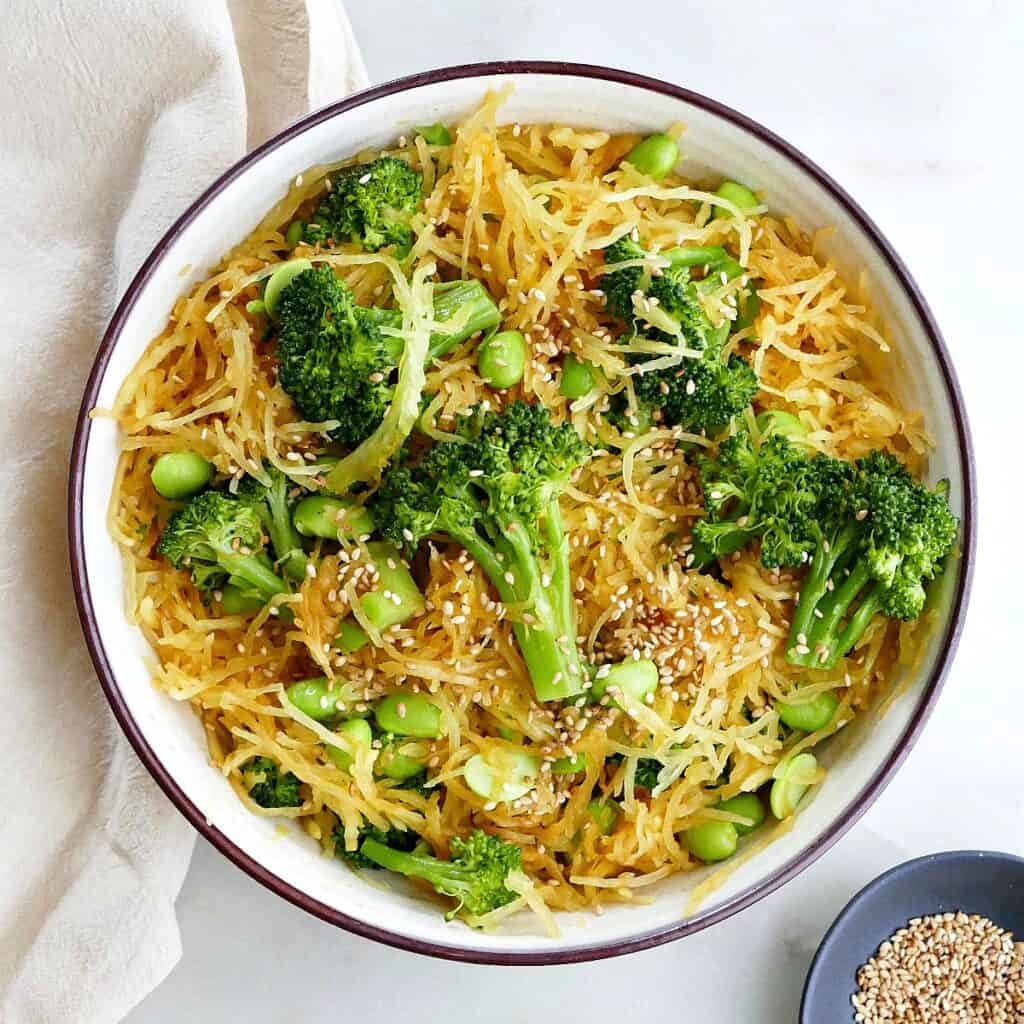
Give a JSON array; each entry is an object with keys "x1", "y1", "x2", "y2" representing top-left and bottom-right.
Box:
[{"x1": 0, "y1": 3, "x2": 366, "y2": 1021}]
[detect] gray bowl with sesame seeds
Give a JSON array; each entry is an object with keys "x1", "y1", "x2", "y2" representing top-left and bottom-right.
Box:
[
  {"x1": 69, "y1": 62, "x2": 976, "y2": 963},
  {"x1": 801, "y1": 850, "x2": 1024, "y2": 1022}
]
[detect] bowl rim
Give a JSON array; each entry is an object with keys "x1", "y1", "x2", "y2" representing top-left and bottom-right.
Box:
[
  {"x1": 800, "y1": 850, "x2": 1024, "y2": 1020},
  {"x1": 67, "y1": 59, "x2": 976, "y2": 965}
]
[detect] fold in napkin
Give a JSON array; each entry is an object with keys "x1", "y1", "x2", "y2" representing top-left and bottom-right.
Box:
[{"x1": 0, "y1": 2, "x2": 365, "y2": 1021}]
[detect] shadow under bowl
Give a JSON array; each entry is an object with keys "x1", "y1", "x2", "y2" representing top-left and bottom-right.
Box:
[{"x1": 801, "y1": 850, "x2": 1024, "y2": 1021}]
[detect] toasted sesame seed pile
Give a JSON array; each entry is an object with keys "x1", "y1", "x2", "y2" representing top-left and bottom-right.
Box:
[
  {"x1": 108, "y1": 89, "x2": 935, "y2": 922},
  {"x1": 852, "y1": 912, "x2": 1024, "y2": 1024}
]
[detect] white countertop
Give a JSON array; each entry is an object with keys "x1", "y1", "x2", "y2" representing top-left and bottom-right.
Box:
[{"x1": 128, "y1": 3, "x2": 1022, "y2": 1020}]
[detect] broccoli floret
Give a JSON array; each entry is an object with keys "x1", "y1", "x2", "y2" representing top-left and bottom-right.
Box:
[
  {"x1": 304, "y1": 156, "x2": 422, "y2": 254},
  {"x1": 372, "y1": 401, "x2": 591, "y2": 702},
  {"x1": 689, "y1": 432, "x2": 958, "y2": 668},
  {"x1": 276, "y1": 265, "x2": 395, "y2": 447},
  {"x1": 333, "y1": 821, "x2": 418, "y2": 870},
  {"x1": 786, "y1": 452, "x2": 958, "y2": 668},
  {"x1": 156, "y1": 490, "x2": 289, "y2": 602},
  {"x1": 275, "y1": 267, "x2": 500, "y2": 450},
  {"x1": 609, "y1": 753, "x2": 661, "y2": 790},
  {"x1": 602, "y1": 238, "x2": 758, "y2": 437},
  {"x1": 359, "y1": 829, "x2": 522, "y2": 920},
  {"x1": 691, "y1": 432, "x2": 839, "y2": 570},
  {"x1": 244, "y1": 757, "x2": 303, "y2": 808},
  {"x1": 237, "y1": 465, "x2": 308, "y2": 581}
]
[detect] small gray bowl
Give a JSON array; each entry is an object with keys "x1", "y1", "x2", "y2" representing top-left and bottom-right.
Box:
[{"x1": 801, "y1": 850, "x2": 1024, "y2": 1021}]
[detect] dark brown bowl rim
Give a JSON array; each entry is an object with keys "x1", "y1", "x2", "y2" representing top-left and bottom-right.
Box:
[{"x1": 68, "y1": 60, "x2": 976, "y2": 965}]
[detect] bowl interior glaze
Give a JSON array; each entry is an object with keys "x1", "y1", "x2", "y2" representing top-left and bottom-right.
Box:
[{"x1": 70, "y1": 63, "x2": 973, "y2": 963}]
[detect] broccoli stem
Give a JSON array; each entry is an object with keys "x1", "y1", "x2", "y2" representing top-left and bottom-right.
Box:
[
  {"x1": 262, "y1": 485, "x2": 308, "y2": 581},
  {"x1": 359, "y1": 839, "x2": 475, "y2": 897},
  {"x1": 374, "y1": 280, "x2": 501, "y2": 361},
  {"x1": 787, "y1": 524, "x2": 875, "y2": 669},
  {"x1": 220, "y1": 550, "x2": 290, "y2": 602},
  {"x1": 451, "y1": 512, "x2": 585, "y2": 703}
]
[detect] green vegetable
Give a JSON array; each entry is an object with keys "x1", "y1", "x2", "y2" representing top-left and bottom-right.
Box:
[
  {"x1": 245, "y1": 299, "x2": 266, "y2": 315},
  {"x1": 157, "y1": 491, "x2": 288, "y2": 603},
  {"x1": 334, "y1": 821, "x2": 418, "y2": 870},
  {"x1": 686, "y1": 820, "x2": 738, "y2": 862},
  {"x1": 275, "y1": 267, "x2": 499, "y2": 452},
  {"x1": 417, "y1": 123, "x2": 452, "y2": 146},
  {"x1": 292, "y1": 495, "x2": 375, "y2": 540},
  {"x1": 359, "y1": 829, "x2": 522, "y2": 919},
  {"x1": 361, "y1": 541, "x2": 424, "y2": 629},
  {"x1": 371, "y1": 401, "x2": 592, "y2": 702},
  {"x1": 220, "y1": 584, "x2": 264, "y2": 614},
  {"x1": 602, "y1": 236, "x2": 758, "y2": 438},
  {"x1": 375, "y1": 692, "x2": 442, "y2": 738},
  {"x1": 464, "y1": 750, "x2": 539, "y2": 802},
  {"x1": 756, "y1": 409, "x2": 809, "y2": 445},
  {"x1": 477, "y1": 329, "x2": 526, "y2": 389},
  {"x1": 285, "y1": 676, "x2": 358, "y2": 721},
  {"x1": 590, "y1": 658, "x2": 658, "y2": 705},
  {"x1": 150, "y1": 451, "x2": 214, "y2": 500},
  {"x1": 333, "y1": 618, "x2": 369, "y2": 653},
  {"x1": 717, "y1": 793, "x2": 765, "y2": 836},
  {"x1": 785, "y1": 451, "x2": 958, "y2": 669},
  {"x1": 304, "y1": 155, "x2": 423, "y2": 254},
  {"x1": 263, "y1": 258, "x2": 313, "y2": 318},
  {"x1": 237, "y1": 465, "x2": 308, "y2": 581},
  {"x1": 712, "y1": 180, "x2": 759, "y2": 219},
  {"x1": 560, "y1": 354, "x2": 596, "y2": 399},
  {"x1": 624, "y1": 133, "x2": 679, "y2": 180},
  {"x1": 326, "y1": 717, "x2": 373, "y2": 771},
  {"x1": 244, "y1": 756, "x2": 302, "y2": 808},
  {"x1": 586, "y1": 799, "x2": 618, "y2": 835},
  {"x1": 770, "y1": 752, "x2": 818, "y2": 819},
  {"x1": 377, "y1": 740, "x2": 427, "y2": 781},
  {"x1": 551, "y1": 753, "x2": 586, "y2": 774},
  {"x1": 776, "y1": 690, "x2": 840, "y2": 733},
  {"x1": 285, "y1": 220, "x2": 305, "y2": 248}
]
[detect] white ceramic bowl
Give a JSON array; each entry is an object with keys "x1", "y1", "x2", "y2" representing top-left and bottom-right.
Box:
[{"x1": 69, "y1": 62, "x2": 975, "y2": 963}]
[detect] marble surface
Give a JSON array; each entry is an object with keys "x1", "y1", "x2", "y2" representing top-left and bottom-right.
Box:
[{"x1": 128, "y1": 3, "x2": 1021, "y2": 1021}]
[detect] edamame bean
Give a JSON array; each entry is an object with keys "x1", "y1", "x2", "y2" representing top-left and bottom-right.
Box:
[
  {"x1": 560, "y1": 354, "x2": 596, "y2": 399},
  {"x1": 586, "y1": 799, "x2": 619, "y2": 836},
  {"x1": 770, "y1": 752, "x2": 818, "y2": 820},
  {"x1": 245, "y1": 299, "x2": 266, "y2": 315},
  {"x1": 375, "y1": 692, "x2": 442, "y2": 738},
  {"x1": 590, "y1": 658, "x2": 658, "y2": 705},
  {"x1": 293, "y1": 495, "x2": 375, "y2": 540},
  {"x1": 263, "y1": 258, "x2": 312, "y2": 318},
  {"x1": 333, "y1": 618, "x2": 369, "y2": 654},
  {"x1": 551, "y1": 753, "x2": 586, "y2": 774},
  {"x1": 359, "y1": 542, "x2": 425, "y2": 630},
  {"x1": 285, "y1": 221, "x2": 305, "y2": 248},
  {"x1": 477, "y1": 330, "x2": 526, "y2": 389},
  {"x1": 286, "y1": 677, "x2": 358, "y2": 721},
  {"x1": 377, "y1": 743, "x2": 426, "y2": 781},
  {"x1": 416, "y1": 123, "x2": 452, "y2": 146},
  {"x1": 717, "y1": 793, "x2": 766, "y2": 836},
  {"x1": 686, "y1": 820, "x2": 738, "y2": 863},
  {"x1": 150, "y1": 451, "x2": 214, "y2": 499},
  {"x1": 327, "y1": 717, "x2": 373, "y2": 771},
  {"x1": 220, "y1": 584, "x2": 264, "y2": 614},
  {"x1": 776, "y1": 691, "x2": 839, "y2": 734},
  {"x1": 712, "y1": 180, "x2": 759, "y2": 220},
  {"x1": 625, "y1": 133, "x2": 679, "y2": 181},
  {"x1": 464, "y1": 750, "x2": 539, "y2": 802}
]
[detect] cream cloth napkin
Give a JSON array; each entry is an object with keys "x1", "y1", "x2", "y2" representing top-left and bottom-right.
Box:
[{"x1": 0, "y1": 3, "x2": 366, "y2": 1021}]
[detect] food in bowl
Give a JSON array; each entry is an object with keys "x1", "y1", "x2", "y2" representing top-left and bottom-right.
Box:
[{"x1": 101, "y1": 89, "x2": 958, "y2": 930}]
